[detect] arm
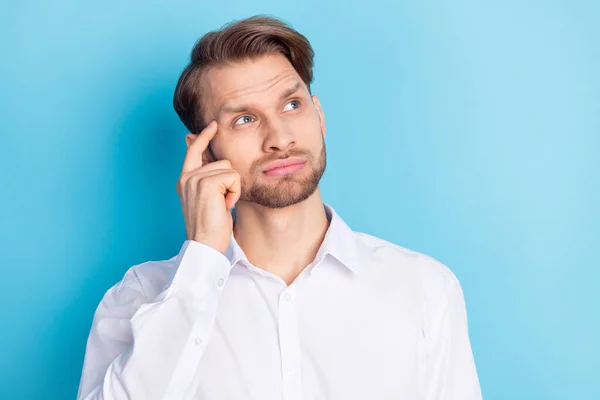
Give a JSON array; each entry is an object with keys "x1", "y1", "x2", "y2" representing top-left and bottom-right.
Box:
[
  {"x1": 423, "y1": 264, "x2": 483, "y2": 400},
  {"x1": 77, "y1": 240, "x2": 231, "y2": 400}
]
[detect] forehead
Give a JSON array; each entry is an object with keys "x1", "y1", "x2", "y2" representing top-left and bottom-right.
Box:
[{"x1": 200, "y1": 54, "x2": 307, "y2": 112}]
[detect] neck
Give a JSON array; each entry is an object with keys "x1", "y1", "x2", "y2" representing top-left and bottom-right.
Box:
[{"x1": 232, "y1": 189, "x2": 329, "y2": 285}]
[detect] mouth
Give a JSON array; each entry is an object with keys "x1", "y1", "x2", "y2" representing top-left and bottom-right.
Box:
[{"x1": 262, "y1": 158, "x2": 307, "y2": 177}]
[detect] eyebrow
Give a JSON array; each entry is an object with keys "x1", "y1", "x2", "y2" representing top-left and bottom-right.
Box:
[{"x1": 215, "y1": 81, "x2": 303, "y2": 120}]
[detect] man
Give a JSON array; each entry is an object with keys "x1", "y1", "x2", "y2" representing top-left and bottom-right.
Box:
[{"x1": 77, "y1": 15, "x2": 482, "y2": 400}]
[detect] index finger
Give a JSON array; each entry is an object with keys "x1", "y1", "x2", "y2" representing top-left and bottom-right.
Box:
[{"x1": 181, "y1": 120, "x2": 218, "y2": 174}]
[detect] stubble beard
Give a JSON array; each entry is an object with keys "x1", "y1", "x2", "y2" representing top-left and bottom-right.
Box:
[{"x1": 240, "y1": 140, "x2": 327, "y2": 209}]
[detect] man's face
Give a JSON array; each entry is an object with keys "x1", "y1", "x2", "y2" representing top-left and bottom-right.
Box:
[{"x1": 190, "y1": 53, "x2": 327, "y2": 209}]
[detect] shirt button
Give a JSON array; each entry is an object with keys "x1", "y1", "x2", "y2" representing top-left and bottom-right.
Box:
[
  {"x1": 195, "y1": 337, "x2": 203, "y2": 345},
  {"x1": 217, "y1": 277, "x2": 225, "y2": 287},
  {"x1": 284, "y1": 292, "x2": 292, "y2": 301}
]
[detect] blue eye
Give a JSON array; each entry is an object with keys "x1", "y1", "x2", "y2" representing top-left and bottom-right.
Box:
[
  {"x1": 283, "y1": 100, "x2": 300, "y2": 111},
  {"x1": 234, "y1": 115, "x2": 254, "y2": 125}
]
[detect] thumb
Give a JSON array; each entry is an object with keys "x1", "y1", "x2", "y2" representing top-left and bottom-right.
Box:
[{"x1": 225, "y1": 190, "x2": 241, "y2": 210}]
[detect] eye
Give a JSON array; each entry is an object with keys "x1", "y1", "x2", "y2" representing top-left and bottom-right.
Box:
[
  {"x1": 283, "y1": 100, "x2": 300, "y2": 112},
  {"x1": 234, "y1": 115, "x2": 254, "y2": 125}
]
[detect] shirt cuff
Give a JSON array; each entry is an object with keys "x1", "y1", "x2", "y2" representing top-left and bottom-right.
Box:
[{"x1": 167, "y1": 239, "x2": 232, "y2": 301}]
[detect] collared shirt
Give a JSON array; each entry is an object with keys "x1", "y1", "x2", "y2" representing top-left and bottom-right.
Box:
[{"x1": 77, "y1": 203, "x2": 482, "y2": 400}]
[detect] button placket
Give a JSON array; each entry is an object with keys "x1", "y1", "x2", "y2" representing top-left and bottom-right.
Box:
[{"x1": 278, "y1": 288, "x2": 302, "y2": 400}]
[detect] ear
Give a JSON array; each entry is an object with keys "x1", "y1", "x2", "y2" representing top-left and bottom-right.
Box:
[
  {"x1": 312, "y1": 94, "x2": 326, "y2": 138},
  {"x1": 185, "y1": 133, "x2": 197, "y2": 149}
]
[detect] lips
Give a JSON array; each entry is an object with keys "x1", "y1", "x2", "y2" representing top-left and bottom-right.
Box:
[
  {"x1": 262, "y1": 157, "x2": 306, "y2": 172},
  {"x1": 262, "y1": 157, "x2": 307, "y2": 177}
]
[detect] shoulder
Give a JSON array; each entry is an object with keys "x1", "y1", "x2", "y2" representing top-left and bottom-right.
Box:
[{"x1": 351, "y1": 231, "x2": 462, "y2": 299}]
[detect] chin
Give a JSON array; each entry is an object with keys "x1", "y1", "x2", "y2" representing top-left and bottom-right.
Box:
[{"x1": 242, "y1": 181, "x2": 319, "y2": 209}]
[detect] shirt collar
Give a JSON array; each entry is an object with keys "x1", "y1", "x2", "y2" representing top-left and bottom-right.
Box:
[{"x1": 223, "y1": 202, "x2": 362, "y2": 274}]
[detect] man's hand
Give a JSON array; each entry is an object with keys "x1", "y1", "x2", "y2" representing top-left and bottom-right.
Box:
[{"x1": 176, "y1": 121, "x2": 241, "y2": 254}]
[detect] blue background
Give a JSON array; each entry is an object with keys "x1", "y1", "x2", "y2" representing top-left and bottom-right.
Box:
[{"x1": 1, "y1": 1, "x2": 598, "y2": 399}]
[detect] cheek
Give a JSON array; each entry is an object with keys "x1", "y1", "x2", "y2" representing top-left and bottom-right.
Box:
[
  {"x1": 213, "y1": 136, "x2": 255, "y2": 171},
  {"x1": 306, "y1": 119, "x2": 325, "y2": 147},
  {"x1": 292, "y1": 115, "x2": 323, "y2": 144},
  {"x1": 225, "y1": 148, "x2": 259, "y2": 176}
]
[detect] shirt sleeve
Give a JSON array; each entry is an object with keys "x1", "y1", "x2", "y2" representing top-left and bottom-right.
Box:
[
  {"x1": 423, "y1": 262, "x2": 483, "y2": 400},
  {"x1": 76, "y1": 240, "x2": 231, "y2": 400}
]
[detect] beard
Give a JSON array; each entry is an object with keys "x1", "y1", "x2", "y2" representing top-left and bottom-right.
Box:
[{"x1": 240, "y1": 138, "x2": 327, "y2": 209}]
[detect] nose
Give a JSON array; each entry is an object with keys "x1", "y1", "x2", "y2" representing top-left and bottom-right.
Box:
[{"x1": 262, "y1": 116, "x2": 296, "y2": 153}]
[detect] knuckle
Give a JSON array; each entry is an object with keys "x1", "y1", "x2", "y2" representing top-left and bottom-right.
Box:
[
  {"x1": 198, "y1": 176, "x2": 212, "y2": 189},
  {"x1": 179, "y1": 173, "x2": 192, "y2": 187}
]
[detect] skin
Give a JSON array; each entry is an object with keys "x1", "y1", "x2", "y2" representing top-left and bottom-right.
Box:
[{"x1": 184, "y1": 53, "x2": 330, "y2": 285}]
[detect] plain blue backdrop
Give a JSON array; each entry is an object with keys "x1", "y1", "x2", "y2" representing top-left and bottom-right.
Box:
[{"x1": 1, "y1": 1, "x2": 598, "y2": 399}]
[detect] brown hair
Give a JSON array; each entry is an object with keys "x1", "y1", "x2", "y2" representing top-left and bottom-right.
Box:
[{"x1": 173, "y1": 15, "x2": 315, "y2": 134}]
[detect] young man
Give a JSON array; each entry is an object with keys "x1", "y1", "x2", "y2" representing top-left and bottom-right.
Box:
[{"x1": 77, "y1": 15, "x2": 482, "y2": 400}]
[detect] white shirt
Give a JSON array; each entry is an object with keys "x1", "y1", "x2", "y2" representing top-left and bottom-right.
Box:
[{"x1": 77, "y1": 203, "x2": 482, "y2": 400}]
